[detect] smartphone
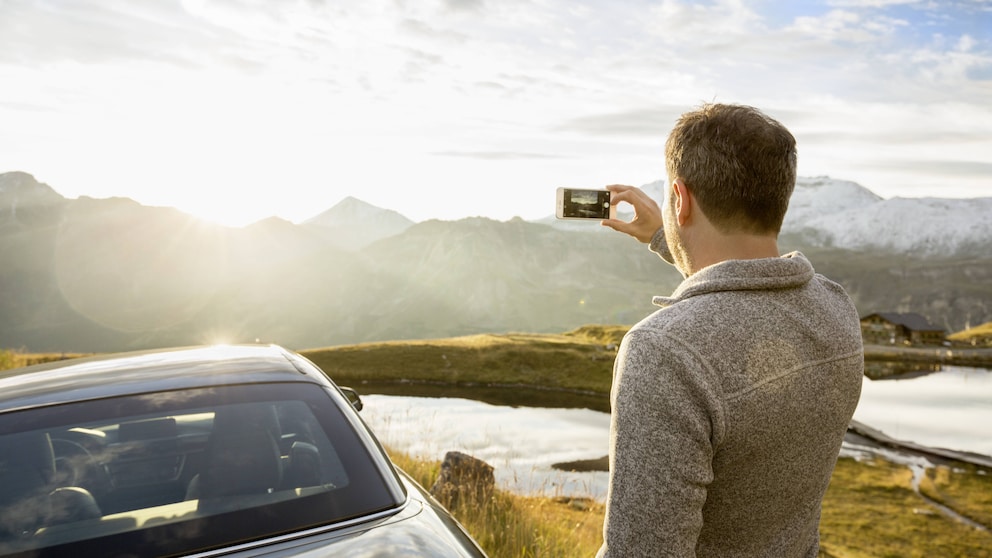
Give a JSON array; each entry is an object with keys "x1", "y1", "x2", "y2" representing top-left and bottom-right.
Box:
[{"x1": 555, "y1": 188, "x2": 616, "y2": 220}]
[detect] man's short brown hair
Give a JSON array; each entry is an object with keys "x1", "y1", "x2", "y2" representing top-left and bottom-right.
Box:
[{"x1": 665, "y1": 103, "x2": 797, "y2": 234}]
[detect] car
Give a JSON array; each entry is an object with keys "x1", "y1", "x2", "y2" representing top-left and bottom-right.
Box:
[{"x1": 0, "y1": 344, "x2": 487, "y2": 557}]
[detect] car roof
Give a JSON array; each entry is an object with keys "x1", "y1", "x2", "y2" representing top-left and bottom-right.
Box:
[{"x1": 0, "y1": 344, "x2": 332, "y2": 414}]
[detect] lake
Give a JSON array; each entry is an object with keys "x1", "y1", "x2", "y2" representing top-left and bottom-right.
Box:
[
  {"x1": 853, "y1": 365, "x2": 992, "y2": 456},
  {"x1": 359, "y1": 365, "x2": 992, "y2": 501}
]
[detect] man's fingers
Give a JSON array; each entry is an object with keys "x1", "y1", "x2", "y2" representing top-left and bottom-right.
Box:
[
  {"x1": 605, "y1": 184, "x2": 641, "y2": 205},
  {"x1": 606, "y1": 184, "x2": 660, "y2": 210},
  {"x1": 601, "y1": 218, "x2": 631, "y2": 234},
  {"x1": 605, "y1": 184, "x2": 636, "y2": 193},
  {"x1": 600, "y1": 184, "x2": 664, "y2": 243}
]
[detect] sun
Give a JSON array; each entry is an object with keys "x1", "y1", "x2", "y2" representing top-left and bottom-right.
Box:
[{"x1": 182, "y1": 201, "x2": 274, "y2": 228}]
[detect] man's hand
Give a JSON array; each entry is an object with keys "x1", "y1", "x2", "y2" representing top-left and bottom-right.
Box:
[{"x1": 601, "y1": 184, "x2": 664, "y2": 244}]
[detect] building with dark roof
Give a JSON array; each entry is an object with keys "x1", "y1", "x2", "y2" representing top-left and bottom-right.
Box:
[{"x1": 860, "y1": 312, "x2": 946, "y2": 346}]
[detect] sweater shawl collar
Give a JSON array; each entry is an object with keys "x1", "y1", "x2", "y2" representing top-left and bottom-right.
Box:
[{"x1": 652, "y1": 251, "x2": 815, "y2": 308}]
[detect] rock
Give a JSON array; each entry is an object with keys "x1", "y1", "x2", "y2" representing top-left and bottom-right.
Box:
[
  {"x1": 552, "y1": 496, "x2": 596, "y2": 511},
  {"x1": 430, "y1": 451, "x2": 494, "y2": 508},
  {"x1": 552, "y1": 455, "x2": 609, "y2": 472}
]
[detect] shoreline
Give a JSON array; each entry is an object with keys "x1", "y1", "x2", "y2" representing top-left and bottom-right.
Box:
[
  {"x1": 358, "y1": 379, "x2": 992, "y2": 475},
  {"x1": 552, "y1": 421, "x2": 992, "y2": 474},
  {"x1": 863, "y1": 344, "x2": 992, "y2": 368},
  {"x1": 846, "y1": 420, "x2": 992, "y2": 470}
]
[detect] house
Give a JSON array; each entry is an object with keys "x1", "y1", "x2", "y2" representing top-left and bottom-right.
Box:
[{"x1": 860, "y1": 312, "x2": 946, "y2": 346}]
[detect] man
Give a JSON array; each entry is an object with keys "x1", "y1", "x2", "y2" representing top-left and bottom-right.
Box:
[{"x1": 596, "y1": 103, "x2": 864, "y2": 557}]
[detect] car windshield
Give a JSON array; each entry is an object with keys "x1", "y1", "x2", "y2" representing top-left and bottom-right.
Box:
[{"x1": 0, "y1": 382, "x2": 401, "y2": 557}]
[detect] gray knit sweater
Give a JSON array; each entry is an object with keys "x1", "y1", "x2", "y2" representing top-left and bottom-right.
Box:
[{"x1": 597, "y1": 232, "x2": 863, "y2": 557}]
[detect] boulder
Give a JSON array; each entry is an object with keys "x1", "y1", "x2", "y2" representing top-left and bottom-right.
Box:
[{"x1": 429, "y1": 451, "x2": 494, "y2": 508}]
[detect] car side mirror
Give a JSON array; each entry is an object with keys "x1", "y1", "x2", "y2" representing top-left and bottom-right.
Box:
[{"x1": 339, "y1": 387, "x2": 363, "y2": 412}]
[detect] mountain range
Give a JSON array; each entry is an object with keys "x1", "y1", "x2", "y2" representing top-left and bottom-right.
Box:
[{"x1": 1, "y1": 171, "x2": 990, "y2": 353}]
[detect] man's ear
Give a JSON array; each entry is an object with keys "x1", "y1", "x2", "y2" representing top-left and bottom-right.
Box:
[{"x1": 673, "y1": 179, "x2": 691, "y2": 226}]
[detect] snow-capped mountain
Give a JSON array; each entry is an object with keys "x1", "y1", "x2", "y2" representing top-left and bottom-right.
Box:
[
  {"x1": 783, "y1": 177, "x2": 884, "y2": 228},
  {"x1": 541, "y1": 176, "x2": 990, "y2": 258},
  {"x1": 783, "y1": 177, "x2": 991, "y2": 257}
]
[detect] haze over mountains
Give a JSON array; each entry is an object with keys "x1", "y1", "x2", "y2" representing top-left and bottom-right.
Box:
[{"x1": 1, "y1": 171, "x2": 990, "y2": 353}]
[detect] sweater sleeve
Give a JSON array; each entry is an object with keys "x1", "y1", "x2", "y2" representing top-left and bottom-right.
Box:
[
  {"x1": 598, "y1": 328, "x2": 721, "y2": 558},
  {"x1": 648, "y1": 226, "x2": 674, "y2": 265}
]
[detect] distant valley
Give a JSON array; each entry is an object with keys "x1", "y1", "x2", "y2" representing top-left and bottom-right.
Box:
[{"x1": 1, "y1": 171, "x2": 990, "y2": 353}]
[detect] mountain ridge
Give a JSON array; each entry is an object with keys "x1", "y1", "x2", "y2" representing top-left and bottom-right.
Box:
[
  {"x1": 1, "y1": 171, "x2": 989, "y2": 353},
  {"x1": 302, "y1": 195, "x2": 415, "y2": 249},
  {"x1": 4, "y1": 171, "x2": 990, "y2": 258}
]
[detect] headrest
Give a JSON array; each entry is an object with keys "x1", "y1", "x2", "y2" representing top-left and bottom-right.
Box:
[{"x1": 0, "y1": 432, "x2": 56, "y2": 487}]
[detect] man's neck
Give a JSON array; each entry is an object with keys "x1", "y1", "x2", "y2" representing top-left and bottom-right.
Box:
[{"x1": 682, "y1": 232, "x2": 780, "y2": 276}]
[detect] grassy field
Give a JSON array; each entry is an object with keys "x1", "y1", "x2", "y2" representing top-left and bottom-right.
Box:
[
  {"x1": 393, "y1": 449, "x2": 992, "y2": 558},
  {"x1": 819, "y1": 457, "x2": 992, "y2": 558},
  {"x1": 302, "y1": 326, "x2": 992, "y2": 557},
  {"x1": 4, "y1": 327, "x2": 992, "y2": 556},
  {"x1": 919, "y1": 461, "x2": 992, "y2": 529},
  {"x1": 300, "y1": 328, "x2": 992, "y2": 557},
  {"x1": 391, "y1": 448, "x2": 607, "y2": 558},
  {"x1": 948, "y1": 321, "x2": 992, "y2": 347},
  {"x1": 300, "y1": 324, "x2": 992, "y2": 393},
  {"x1": 301, "y1": 325, "x2": 626, "y2": 395},
  {"x1": 0, "y1": 349, "x2": 88, "y2": 370}
]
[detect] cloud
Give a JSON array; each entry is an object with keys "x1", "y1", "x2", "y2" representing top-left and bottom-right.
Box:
[
  {"x1": 786, "y1": 9, "x2": 908, "y2": 43},
  {"x1": 2, "y1": 0, "x2": 991, "y2": 223},
  {"x1": 827, "y1": 0, "x2": 921, "y2": 7},
  {"x1": 0, "y1": 0, "x2": 228, "y2": 67},
  {"x1": 399, "y1": 18, "x2": 469, "y2": 44},
  {"x1": 843, "y1": 157, "x2": 992, "y2": 199},
  {"x1": 431, "y1": 151, "x2": 568, "y2": 160},
  {"x1": 0, "y1": 100, "x2": 58, "y2": 113},
  {"x1": 554, "y1": 107, "x2": 687, "y2": 137},
  {"x1": 860, "y1": 159, "x2": 992, "y2": 177},
  {"x1": 645, "y1": 0, "x2": 766, "y2": 45},
  {"x1": 967, "y1": 61, "x2": 992, "y2": 80},
  {"x1": 798, "y1": 129, "x2": 990, "y2": 146},
  {"x1": 442, "y1": 0, "x2": 485, "y2": 13}
]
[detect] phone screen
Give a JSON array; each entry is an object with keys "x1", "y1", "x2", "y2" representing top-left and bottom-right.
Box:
[{"x1": 561, "y1": 189, "x2": 611, "y2": 219}]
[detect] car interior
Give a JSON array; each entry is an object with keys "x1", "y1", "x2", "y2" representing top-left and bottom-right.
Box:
[{"x1": 0, "y1": 383, "x2": 397, "y2": 556}]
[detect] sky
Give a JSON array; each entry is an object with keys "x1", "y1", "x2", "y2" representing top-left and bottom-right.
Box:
[{"x1": 1, "y1": 0, "x2": 990, "y2": 227}]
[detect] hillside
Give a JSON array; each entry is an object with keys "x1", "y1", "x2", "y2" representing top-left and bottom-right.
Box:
[
  {"x1": 949, "y1": 322, "x2": 992, "y2": 347},
  {"x1": 2, "y1": 171, "x2": 990, "y2": 353},
  {"x1": 301, "y1": 326, "x2": 624, "y2": 411}
]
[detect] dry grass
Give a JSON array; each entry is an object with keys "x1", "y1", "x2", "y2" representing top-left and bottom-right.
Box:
[
  {"x1": 6, "y1": 332, "x2": 992, "y2": 557},
  {"x1": 948, "y1": 322, "x2": 992, "y2": 346},
  {"x1": 388, "y1": 448, "x2": 605, "y2": 558},
  {"x1": 919, "y1": 462, "x2": 992, "y2": 529},
  {"x1": 393, "y1": 450, "x2": 992, "y2": 558},
  {"x1": 301, "y1": 326, "x2": 623, "y2": 395},
  {"x1": 0, "y1": 349, "x2": 88, "y2": 371},
  {"x1": 819, "y1": 457, "x2": 992, "y2": 558}
]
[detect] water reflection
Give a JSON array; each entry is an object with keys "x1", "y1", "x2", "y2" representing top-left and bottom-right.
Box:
[
  {"x1": 361, "y1": 395, "x2": 611, "y2": 500},
  {"x1": 863, "y1": 360, "x2": 941, "y2": 380},
  {"x1": 355, "y1": 381, "x2": 609, "y2": 412},
  {"x1": 359, "y1": 366, "x2": 992, "y2": 501},
  {"x1": 853, "y1": 365, "x2": 992, "y2": 456}
]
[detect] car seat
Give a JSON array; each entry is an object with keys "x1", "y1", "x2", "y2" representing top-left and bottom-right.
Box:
[
  {"x1": 0, "y1": 432, "x2": 102, "y2": 539},
  {"x1": 185, "y1": 403, "x2": 283, "y2": 503}
]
